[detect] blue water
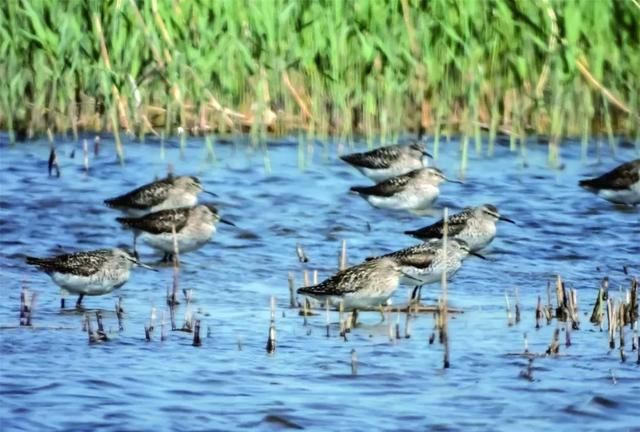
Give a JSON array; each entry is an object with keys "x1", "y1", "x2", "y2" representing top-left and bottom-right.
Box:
[{"x1": 0, "y1": 133, "x2": 638, "y2": 431}]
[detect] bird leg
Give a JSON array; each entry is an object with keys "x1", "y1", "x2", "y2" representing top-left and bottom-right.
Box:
[
  {"x1": 162, "y1": 252, "x2": 174, "y2": 263},
  {"x1": 132, "y1": 233, "x2": 139, "y2": 260},
  {"x1": 378, "y1": 305, "x2": 386, "y2": 322},
  {"x1": 350, "y1": 309, "x2": 359, "y2": 328},
  {"x1": 411, "y1": 285, "x2": 424, "y2": 304},
  {"x1": 75, "y1": 294, "x2": 85, "y2": 309}
]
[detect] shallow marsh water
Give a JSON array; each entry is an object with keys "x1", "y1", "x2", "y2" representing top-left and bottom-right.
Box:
[{"x1": 0, "y1": 133, "x2": 639, "y2": 431}]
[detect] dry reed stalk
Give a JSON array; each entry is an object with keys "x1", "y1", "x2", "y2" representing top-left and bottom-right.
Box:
[
  {"x1": 168, "y1": 224, "x2": 180, "y2": 306},
  {"x1": 303, "y1": 270, "x2": 310, "y2": 287},
  {"x1": 266, "y1": 296, "x2": 276, "y2": 353},
  {"x1": 514, "y1": 287, "x2": 521, "y2": 324},
  {"x1": 93, "y1": 136, "x2": 100, "y2": 156},
  {"x1": 351, "y1": 349, "x2": 358, "y2": 375},
  {"x1": 115, "y1": 297, "x2": 124, "y2": 331},
  {"x1": 590, "y1": 277, "x2": 607, "y2": 326},
  {"x1": 339, "y1": 240, "x2": 347, "y2": 271},
  {"x1": 302, "y1": 297, "x2": 309, "y2": 326},
  {"x1": 48, "y1": 146, "x2": 60, "y2": 178},
  {"x1": 283, "y1": 71, "x2": 312, "y2": 122},
  {"x1": 505, "y1": 291, "x2": 513, "y2": 326},
  {"x1": 160, "y1": 310, "x2": 166, "y2": 341},
  {"x1": 313, "y1": 270, "x2": 318, "y2": 285},
  {"x1": 555, "y1": 275, "x2": 567, "y2": 321},
  {"x1": 607, "y1": 298, "x2": 616, "y2": 349},
  {"x1": 571, "y1": 289, "x2": 579, "y2": 330},
  {"x1": 576, "y1": 56, "x2": 637, "y2": 119},
  {"x1": 546, "y1": 328, "x2": 560, "y2": 355},
  {"x1": 387, "y1": 307, "x2": 394, "y2": 342},
  {"x1": 181, "y1": 300, "x2": 193, "y2": 332},
  {"x1": 19, "y1": 287, "x2": 35, "y2": 327},
  {"x1": 325, "y1": 298, "x2": 330, "y2": 338},
  {"x1": 535, "y1": 295, "x2": 543, "y2": 329},
  {"x1": 295, "y1": 243, "x2": 308, "y2": 263},
  {"x1": 288, "y1": 272, "x2": 297, "y2": 308},
  {"x1": 339, "y1": 300, "x2": 345, "y2": 338},
  {"x1": 82, "y1": 139, "x2": 89, "y2": 173},
  {"x1": 629, "y1": 279, "x2": 638, "y2": 325},
  {"x1": 192, "y1": 319, "x2": 202, "y2": 347},
  {"x1": 441, "y1": 208, "x2": 450, "y2": 368},
  {"x1": 545, "y1": 281, "x2": 553, "y2": 323}
]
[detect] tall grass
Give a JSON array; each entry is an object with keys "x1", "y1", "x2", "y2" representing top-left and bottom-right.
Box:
[{"x1": 0, "y1": 0, "x2": 638, "y2": 147}]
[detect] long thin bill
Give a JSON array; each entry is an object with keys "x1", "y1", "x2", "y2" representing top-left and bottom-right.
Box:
[
  {"x1": 445, "y1": 177, "x2": 464, "y2": 184},
  {"x1": 469, "y1": 251, "x2": 487, "y2": 260},
  {"x1": 137, "y1": 261, "x2": 158, "y2": 271},
  {"x1": 499, "y1": 215, "x2": 516, "y2": 224},
  {"x1": 220, "y1": 218, "x2": 236, "y2": 226},
  {"x1": 203, "y1": 190, "x2": 218, "y2": 197}
]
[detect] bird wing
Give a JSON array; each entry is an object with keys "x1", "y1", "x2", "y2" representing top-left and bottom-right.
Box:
[
  {"x1": 350, "y1": 174, "x2": 411, "y2": 197},
  {"x1": 105, "y1": 177, "x2": 174, "y2": 210},
  {"x1": 404, "y1": 209, "x2": 471, "y2": 240},
  {"x1": 116, "y1": 208, "x2": 191, "y2": 234},
  {"x1": 297, "y1": 265, "x2": 367, "y2": 296},
  {"x1": 26, "y1": 250, "x2": 111, "y2": 276},
  {"x1": 340, "y1": 146, "x2": 402, "y2": 169},
  {"x1": 579, "y1": 159, "x2": 640, "y2": 190},
  {"x1": 366, "y1": 244, "x2": 435, "y2": 269}
]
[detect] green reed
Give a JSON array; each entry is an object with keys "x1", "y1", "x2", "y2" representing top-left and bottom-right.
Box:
[{"x1": 0, "y1": 0, "x2": 638, "y2": 153}]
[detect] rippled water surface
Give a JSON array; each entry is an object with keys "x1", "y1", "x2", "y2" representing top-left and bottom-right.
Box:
[{"x1": 1, "y1": 133, "x2": 639, "y2": 431}]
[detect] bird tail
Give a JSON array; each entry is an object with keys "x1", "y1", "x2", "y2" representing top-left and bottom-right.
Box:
[
  {"x1": 403, "y1": 229, "x2": 423, "y2": 238},
  {"x1": 116, "y1": 216, "x2": 138, "y2": 228},
  {"x1": 104, "y1": 197, "x2": 120, "y2": 208},
  {"x1": 578, "y1": 178, "x2": 597, "y2": 190},
  {"x1": 349, "y1": 185, "x2": 371, "y2": 195},
  {"x1": 25, "y1": 256, "x2": 47, "y2": 266},
  {"x1": 297, "y1": 286, "x2": 312, "y2": 295}
]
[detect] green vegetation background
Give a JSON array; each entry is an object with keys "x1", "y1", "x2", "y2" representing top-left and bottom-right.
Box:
[{"x1": 1, "y1": 0, "x2": 638, "y2": 146}]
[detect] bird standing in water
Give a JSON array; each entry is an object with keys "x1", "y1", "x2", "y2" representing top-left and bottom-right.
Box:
[
  {"x1": 340, "y1": 141, "x2": 432, "y2": 182},
  {"x1": 579, "y1": 159, "x2": 640, "y2": 206},
  {"x1": 405, "y1": 204, "x2": 515, "y2": 251},
  {"x1": 350, "y1": 167, "x2": 462, "y2": 213},
  {"x1": 26, "y1": 248, "x2": 155, "y2": 308},
  {"x1": 105, "y1": 175, "x2": 217, "y2": 217},
  {"x1": 116, "y1": 204, "x2": 235, "y2": 261}
]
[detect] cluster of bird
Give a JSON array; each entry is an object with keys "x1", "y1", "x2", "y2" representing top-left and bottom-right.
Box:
[
  {"x1": 26, "y1": 175, "x2": 234, "y2": 308},
  {"x1": 297, "y1": 141, "x2": 516, "y2": 311},
  {"x1": 298, "y1": 145, "x2": 639, "y2": 313},
  {"x1": 24, "y1": 139, "x2": 639, "y2": 315}
]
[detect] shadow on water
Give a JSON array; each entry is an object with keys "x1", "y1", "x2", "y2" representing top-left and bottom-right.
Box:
[{"x1": 0, "y1": 133, "x2": 638, "y2": 431}]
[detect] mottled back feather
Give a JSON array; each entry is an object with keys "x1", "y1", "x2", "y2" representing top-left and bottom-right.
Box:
[
  {"x1": 116, "y1": 207, "x2": 192, "y2": 234},
  {"x1": 297, "y1": 260, "x2": 382, "y2": 296},
  {"x1": 404, "y1": 208, "x2": 472, "y2": 240},
  {"x1": 340, "y1": 145, "x2": 405, "y2": 169},
  {"x1": 105, "y1": 176, "x2": 176, "y2": 210},
  {"x1": 26, "y1": 249, "x2": 113, "y2": 276},
  {"x1": 350, "y1": 171, "x2": 415, "y2": 197},
  {"x1": 579, "y1": 159, "x2": 640, "y2": 190}
]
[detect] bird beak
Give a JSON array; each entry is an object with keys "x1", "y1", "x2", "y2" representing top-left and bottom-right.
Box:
[
  {"x1": 469, "y1": 251, "x2": 487, "y2": 260},
  {"x1": 499, "y1": 215, "x2": 516, "y2": 224},
  {"x1": 203, "y1": 190, "x2": 218, "y2": 197},
  {"x1": 422, "y1": 151, "x2": 433, "y2": 158},
  {"x1": 400, "y1": 271, "x2": 423, "y2": 283},
  {"x1": 220, "y1": 218, "x2": 236, "y2": 226},
  {"x1": 444, "y1": 177, "x2": 464, "y2": 184},
  {"x1": 136, "y1": 260, "x2": 157, "y2": 271}
]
